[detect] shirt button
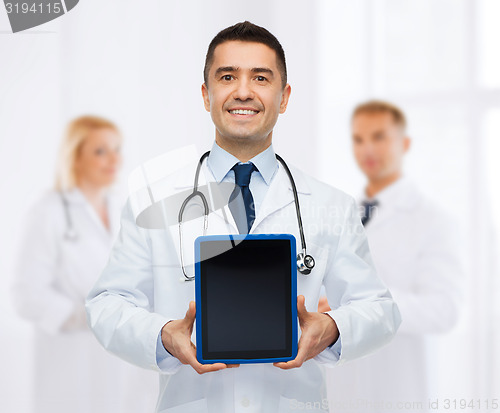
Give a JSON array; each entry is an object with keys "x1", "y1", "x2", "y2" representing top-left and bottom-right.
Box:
[{"x1": 241, "y1": 397, "x2": 250, "y2": 407}]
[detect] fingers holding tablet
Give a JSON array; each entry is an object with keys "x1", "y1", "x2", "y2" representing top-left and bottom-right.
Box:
[
  {"x1": 161, "y1": 301, "x2": 235, "y2": 374},
  {"x1": 274, "y1": 295, "x2": 339, "y2": 370}
]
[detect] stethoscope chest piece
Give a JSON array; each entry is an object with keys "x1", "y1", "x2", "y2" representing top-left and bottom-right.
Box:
[
  {"x1": 297, "y1": 251, "x2": 315, "y2": 275},
  {"x1": 64, "y1": 229, "x2": 78, "y2": 242}
]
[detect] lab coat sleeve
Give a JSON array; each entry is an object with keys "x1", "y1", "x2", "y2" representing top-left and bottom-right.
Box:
[
  {"x1": 315, "y1": 197, "x2": 401, "y2": 366},
  {"x1": 11, "y1": 196, "x2": 77, "y2": 335},
  {"x1": 387, "y1": 212, "x2": 464, "y2": 335},
  {"x1": 85, "y1": 198, "x2": 182, "y2": 373}
]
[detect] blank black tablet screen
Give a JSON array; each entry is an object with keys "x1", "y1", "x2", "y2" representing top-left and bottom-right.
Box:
[{"x1": 199, "y1": 239, "x2": 292, "y2": 360}]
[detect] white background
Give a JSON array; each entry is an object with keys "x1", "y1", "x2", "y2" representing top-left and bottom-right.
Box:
[{"x1": 0, "y1": 0, "x2": 499, "y2": 411}]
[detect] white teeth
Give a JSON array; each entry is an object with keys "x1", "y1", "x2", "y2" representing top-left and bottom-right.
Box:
[{"x1": 229, "y1": 109, "x2": 258, "y2": 115}]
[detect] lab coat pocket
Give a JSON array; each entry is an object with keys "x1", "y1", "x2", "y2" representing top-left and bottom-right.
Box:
[
  {"x1": 278, "y1": 395, "x2": 301, "y2": 413},
  {"x1": 307, "y1": 242, "x2": 329, "y2": 275},
  {"x1": 296, "y1": 242, "x2": 329, "y2": 302},
  {"x1": 159, "y1": 398, "x2": 208, "y2": 413},
  {"x1": 279, "y1": 395, "x2": 328, "y2": 412}
]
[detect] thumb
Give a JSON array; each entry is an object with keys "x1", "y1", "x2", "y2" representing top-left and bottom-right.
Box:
[
  {"x1": 184, "y1": 301, "x2": 196, "y2": 325},
  {"x1": 296, "y1": 295, "x2": 308, "y2": 319}
]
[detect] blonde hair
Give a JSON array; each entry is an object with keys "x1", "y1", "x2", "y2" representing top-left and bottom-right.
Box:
[
  {"x1": 55, "y1": 115, "x2": 121, "y2": 191},
  {"x1": 352, "y1": 100, "x2": 407, "y2": 132}
]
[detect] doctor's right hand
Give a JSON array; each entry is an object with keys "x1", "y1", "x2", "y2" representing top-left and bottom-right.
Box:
[{"x1": 161, "y1": 301, "x2": 238, "y2": 374}]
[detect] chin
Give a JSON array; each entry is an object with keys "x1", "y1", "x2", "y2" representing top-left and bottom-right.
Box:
[
  {"x1": 96, "y1": 177, "x2": 116, "y2": 188},
  {"x1": 364, "y1": 170, "x2": 382, "y2": 181},
  {"x1": 225, "y1": 128, "x2": 253, "y2": 137},
  {"x1": 230, "y1": 130, "x2": 268, "y2": 142}
]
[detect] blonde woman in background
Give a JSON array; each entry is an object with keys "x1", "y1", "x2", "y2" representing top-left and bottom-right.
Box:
[{"x1": 12, "y1": 116, "x2": 158, "y2": 413}]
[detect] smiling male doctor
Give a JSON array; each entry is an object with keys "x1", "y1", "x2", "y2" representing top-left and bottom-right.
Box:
[{"x1": 86, "y1": 21, "x2": 401, "y2": 413}]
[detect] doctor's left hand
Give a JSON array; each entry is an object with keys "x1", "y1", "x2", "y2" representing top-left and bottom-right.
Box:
[{"x1": 273, "y1": 295, "x2": 339, "y2": 370}]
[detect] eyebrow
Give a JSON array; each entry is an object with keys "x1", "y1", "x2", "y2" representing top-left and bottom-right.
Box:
[{"x1": 214, "y1": 66, "x2": 275, "y2": 78}]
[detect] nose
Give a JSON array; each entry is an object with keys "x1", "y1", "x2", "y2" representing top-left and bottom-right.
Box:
[
  {"x1": 108, "y1": 150, "x2": 121, "y2": 167},
  {"x1": 232, "y1": 76, "x2": 254, "y2": 101},
  {"x1": 356, "y1": 139, "x2": 374, "y2": 154}
]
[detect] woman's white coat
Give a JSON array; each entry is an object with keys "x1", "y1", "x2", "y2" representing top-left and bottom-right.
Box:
[{"x1": 13, "y1": 188, "x2": 159, "y2": 413}]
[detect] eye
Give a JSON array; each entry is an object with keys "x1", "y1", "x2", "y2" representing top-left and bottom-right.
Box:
[
  {"x1": 221, "y1": 74, "x2": 233, "y2": 81},
  {"x1": 353, "y1": 136, "x2": 362, "y2": 144},
  {"x1": 256, "y1": 75, "x2": 267, "y2": 82}
]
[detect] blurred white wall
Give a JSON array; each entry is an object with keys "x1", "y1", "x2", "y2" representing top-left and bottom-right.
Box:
[{"x1": 1, "y1": 0, "x2": 498, "y2": 411}]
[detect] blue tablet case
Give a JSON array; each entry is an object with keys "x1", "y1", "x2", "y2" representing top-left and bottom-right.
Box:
[{"x1": 195, "y1": 234, "x2": 298, "y2": 364}]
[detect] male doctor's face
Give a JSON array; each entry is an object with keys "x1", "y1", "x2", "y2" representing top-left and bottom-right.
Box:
[
  {"x1": 202, "y1": 41, "x2": 291, "y2": 149},
  {"x1": 352, "y1": 111, "x2": 410, "y2": 182}
]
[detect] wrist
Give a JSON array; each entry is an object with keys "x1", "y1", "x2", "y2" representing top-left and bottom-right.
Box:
[
  {"x1": 161, "y1": 321, "x2": 174, "y2": 356},
  {"x1": 322, "y1": 313, "x2": 339, "y2": 347}
]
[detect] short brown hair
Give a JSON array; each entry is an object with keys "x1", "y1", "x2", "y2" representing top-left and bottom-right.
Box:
[
  {"x1": 203, "y1": 21, "x2": 287, "y2": 89},
  {"x1": 352, "y1": 100, "x2": 407, "y2": 131}
]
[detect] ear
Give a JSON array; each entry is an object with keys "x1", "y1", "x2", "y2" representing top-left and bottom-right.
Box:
[
  {"x1": 73, "y1": 155, "x2": 82, "y2": 175},
  {"x1": 279, "y1": 83, "x2": 292, "y2": 114},
  {"x1": 403, "y1": 136, "x2": 411, "y2": 153},
  {"x1": 201, "y1": 83, "x2": 211, "y2": 112}
]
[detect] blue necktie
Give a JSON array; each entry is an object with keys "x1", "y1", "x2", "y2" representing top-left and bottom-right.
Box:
[
  {"x1": 229, "y1": 163, "x2": 257, "y2": 234},
  {"x1": 361, "y1": 200, "x2": 378, "y2": 226}
]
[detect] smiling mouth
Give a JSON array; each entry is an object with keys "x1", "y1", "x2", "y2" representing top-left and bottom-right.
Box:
[{"x1": 228, "y1": 109, "x2": 259, "y2": 115}]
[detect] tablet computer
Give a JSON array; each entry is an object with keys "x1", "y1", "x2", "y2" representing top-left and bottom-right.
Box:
[{"x1": 195, "y1": 234, "x2": 298, "y2": 364}]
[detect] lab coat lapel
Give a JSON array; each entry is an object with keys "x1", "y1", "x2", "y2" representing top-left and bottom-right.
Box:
[
  {"x1": 64, "y1": 188, "x2": 112, "y2": 241},
  {"x1": 107, "y1": 192, "x2": 123, "y2": 238},
  {"x1": 367, "y1": 202, "x2": 393, "y2": 230},
  {"x1": 364, "y1": 178, "x2": 419, "y2": 231},
  {"x1": 251, "y1": 165, "x2": 309, "y2": 232}
]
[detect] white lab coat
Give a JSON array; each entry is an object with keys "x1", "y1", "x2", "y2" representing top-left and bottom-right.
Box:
[
  {"x1": 326, "y1": 177, "x2": 463, "y2": 412},
  {"x1": 86, "y1": 159, "x2": 401, "y2": 413},
  {"x1": 12, "y1": 188, "x2": 159, "y2": 413}
]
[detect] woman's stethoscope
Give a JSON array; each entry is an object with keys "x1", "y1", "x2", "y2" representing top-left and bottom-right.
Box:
[
  {"x1": 60, "y1": 192, "x2": 78, "y2": 241},
  {"x1": 178, "y1": 151, "x2": 315, "y2": 281}
]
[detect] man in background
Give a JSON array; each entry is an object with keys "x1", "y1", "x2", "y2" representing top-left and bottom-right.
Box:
[{"x1": 320, "y1": 100, "x2": 463, "y2": 412}]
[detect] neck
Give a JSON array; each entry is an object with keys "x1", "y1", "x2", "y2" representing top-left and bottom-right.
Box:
[
  {"x1": 365, "y1": 171, "x2": 401, "y2": 198},
  {"x1": 76, "y1": 180, "x2": 108, "y2": 207},
  {"x1": 216, "y1": 134, "x2": 272, "y2": 162}
]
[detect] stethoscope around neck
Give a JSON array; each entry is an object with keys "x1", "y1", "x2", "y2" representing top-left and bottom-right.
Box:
[
  {"x1": 60, "y1": 192, "x2": 78, "y2": 241},
  {"x1": 178, "y1": 151, "x2": 315, "y2": 281}
]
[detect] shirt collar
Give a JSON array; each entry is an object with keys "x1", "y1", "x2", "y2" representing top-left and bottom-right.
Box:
[
  {"x1": 61, "y1": 187, "x2": 87, "y2": 204},
  {"x1": 362, "y1": 176, "x2": 410, "y2": 206},
  {"x1": 207, "y1": 141, "x2": 278, "y2": 186}
]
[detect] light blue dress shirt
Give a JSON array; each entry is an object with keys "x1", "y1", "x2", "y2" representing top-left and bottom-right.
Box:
[{"x1": 206, "y1": 140, "x2": 278, "y2": 220}]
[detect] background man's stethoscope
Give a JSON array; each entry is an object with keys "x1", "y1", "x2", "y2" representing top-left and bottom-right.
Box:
[{"x1": 178, "y1": 151, "x2": 316, "y2": 281}]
